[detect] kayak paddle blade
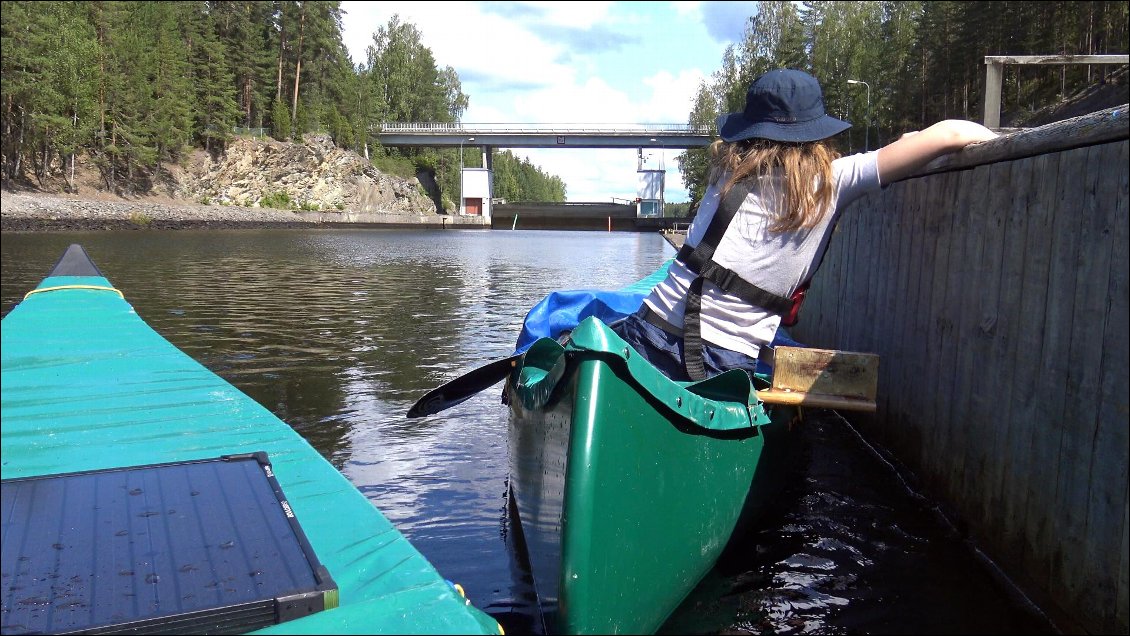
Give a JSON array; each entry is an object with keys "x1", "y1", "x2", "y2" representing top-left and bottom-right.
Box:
[{"x1": 407, "y1": 355, "x2": 519, "y2": 418}]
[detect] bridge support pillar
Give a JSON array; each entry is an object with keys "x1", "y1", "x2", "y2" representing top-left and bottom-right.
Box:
[{"x1": 460, "y1": 145, "x2": 493, "y2": 219}]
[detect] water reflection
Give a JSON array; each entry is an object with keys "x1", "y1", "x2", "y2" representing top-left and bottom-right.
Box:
[
  {"x1": 1, "y1": 229, "x2": 1055, "y2": 635},
  {"x1": 0, "y1": 228, "x2": 674, "y2": 628}
]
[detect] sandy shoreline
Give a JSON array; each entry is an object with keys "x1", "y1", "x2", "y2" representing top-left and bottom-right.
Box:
[{"x1": 0, "y1": 191, "x2": 484, "y2": 231}]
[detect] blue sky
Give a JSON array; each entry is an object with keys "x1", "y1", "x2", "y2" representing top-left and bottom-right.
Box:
[{"x1": 340, "y1": 1, "x2": 759, "y2": 202}]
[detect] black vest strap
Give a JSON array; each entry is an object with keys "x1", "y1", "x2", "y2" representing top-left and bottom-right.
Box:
[
  {"x1": 675, "y1": 182, "x2": 793, "y2": 380},
  {"x1": 676, "y1": 244, "x2": 794, "y2": 315},
  {"x1": 675, "y1": 184, "x2": 795, "y2": 315},
  {"x1": 682, "y1": 276, "x2": 708, "y2": 381}
]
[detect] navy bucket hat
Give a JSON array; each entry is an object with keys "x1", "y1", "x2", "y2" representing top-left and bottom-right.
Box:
[{"x1": 716, "y1": 69, "x2": 851, "y2": 143}]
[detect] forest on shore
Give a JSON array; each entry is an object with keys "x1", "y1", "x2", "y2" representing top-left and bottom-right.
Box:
[
  {"x1": 677, "y1": 1, "x2": 1128, "y2": 201},
  {"x1": 1, "y1": 1, "x2": 1126, "y2": 208}
]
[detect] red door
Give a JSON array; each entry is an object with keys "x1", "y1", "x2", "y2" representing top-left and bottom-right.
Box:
[{"x1": 465, "y1": 198, "x2": 482, "y2": 215}]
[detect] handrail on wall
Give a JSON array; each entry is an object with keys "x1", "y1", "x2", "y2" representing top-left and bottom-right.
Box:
[{"x1": 983, "y1": 54, "x2": 1129, "y2": 129}]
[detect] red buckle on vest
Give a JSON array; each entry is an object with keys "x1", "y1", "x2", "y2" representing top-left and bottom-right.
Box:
[{"x1": 782, "y1": 283, "x2": 808, "y2": 327}]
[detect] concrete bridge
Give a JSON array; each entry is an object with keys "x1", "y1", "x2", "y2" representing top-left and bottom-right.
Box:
[
  {"x1": 376, "y1": 122, "x2": 713, "y2": 220},
  {"x1": 375, "y1": 122, "x2": 713, "y2": 149}
]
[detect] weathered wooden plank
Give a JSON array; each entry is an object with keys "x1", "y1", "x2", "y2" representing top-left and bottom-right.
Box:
[
  {"x1": 823, "y1": 211, "x2": 852, "y2": 349},
  {"x1": 768, "y1": 346, "x2": 879, "y2": 399},
  {"x1": 1078, "y1": 141, "x2": 1128, "y2": 632},
  {"x1": 872, "y1": 186, "x2": 897, "y2": 419},
  {"x1": 890, "y1": 180, "x2": 925, "y2": 458},
  {"x1": 1051, "y1": 143, "x2": 1109, "y2": 613},
  {"x1": 917, "y1": 105, "x2": 1128, "y2": 179},
  {"x1": 932, "y1": 170, "x2": 970, "y2": 501},
  {"x1": 984, "y1": 60, "x2": 1005, "y2": 128},
  {"x1": 1037, "y1": 144, "x2": 1087, "y2": 595},
  {"x1": 1100, "y1": 141, "x2": 1129, "y2": 633},
  {"x1": 1013, "y1": 151, "x2": 1062, "y2": 584},
  {"x1": 948, "y1": 160, "x2": 996, "y2": 525},
  {"x1": 903, "y1": 177, "x2": 935, "y2": 472},
  {"x1": 862, "y1": 200, "x2": 882, "y2": 357},
  {"x1": 1120, "y1": 496, "x2": 1129, "y2": 632},
  {"x1": 924, "y1": 171, "x2": 960, "y2": 490},
  {"x1": 838, "y1": 203, "x2": 862, "y2": 351},
  {"x1": 984, "y1": 54, "x2": 1129, "y2": 65},
  {"x1": 964, "y1": 160, "x2": 1012, "y2": 542},
  {"x1": 991, "y1": 152, "x2": 1038, "y2": 569},
  {"x1": 940, "y1": 163, "x2": 985, "y2": 512}
]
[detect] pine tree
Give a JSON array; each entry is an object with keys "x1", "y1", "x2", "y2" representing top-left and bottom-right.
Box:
[{"x1": 272, "y1": 99, "x2": 291, "y2": 141}]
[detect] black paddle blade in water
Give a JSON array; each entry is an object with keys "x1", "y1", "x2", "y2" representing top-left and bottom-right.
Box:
[{"x1": 406, "y1": 354, "x2": 520, "y2": 418}]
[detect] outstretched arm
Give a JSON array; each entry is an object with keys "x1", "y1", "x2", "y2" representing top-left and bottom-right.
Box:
[{"x1": 876, "y1": 120, "x2": 998, "y2": 184}]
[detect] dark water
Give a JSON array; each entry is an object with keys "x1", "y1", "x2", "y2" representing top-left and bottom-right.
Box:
[{"x1": 0, "y1": 229, "x2": 1057, "y2": 635}]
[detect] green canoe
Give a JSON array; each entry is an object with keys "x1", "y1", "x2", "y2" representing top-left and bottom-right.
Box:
[
  {"x1": 1, "y1": 244, "x2": 503, "y2": 635},
  {"x1": 505, "y1": 317, "x2": 796, "y2": 635}
]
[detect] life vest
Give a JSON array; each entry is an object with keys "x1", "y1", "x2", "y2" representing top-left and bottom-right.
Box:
[{"x1": 670, "y1": 182, "x2": 821, "y2": 380}]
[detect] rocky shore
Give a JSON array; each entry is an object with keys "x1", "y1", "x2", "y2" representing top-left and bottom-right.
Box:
[
  {"x1": 0, "y1": 191, "x2": 487, "y2": 232},
  {"x1": 0, "y1": 133, "x2": 483, "y2": 231}
]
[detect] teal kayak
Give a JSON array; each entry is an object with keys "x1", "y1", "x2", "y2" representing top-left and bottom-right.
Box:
[
  {"x1": 506, "y1": 318, "x2": 796, "y2": 635},
  {"x1": 1, "y1": 244, "x2": 503, "y2": 635}
]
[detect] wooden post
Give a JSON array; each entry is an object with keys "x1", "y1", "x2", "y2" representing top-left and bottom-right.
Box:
[
  {"x1": 982, "y1": 54, "x2": 1128, "y2": 130},
  {"x1": 984, "y1": 59, "x2": 1004, "y2": 129}
]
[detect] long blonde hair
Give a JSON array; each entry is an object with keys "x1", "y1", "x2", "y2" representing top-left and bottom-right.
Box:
[{"x1": 708, "y1": 138, "x2": 840, "y2": 232}]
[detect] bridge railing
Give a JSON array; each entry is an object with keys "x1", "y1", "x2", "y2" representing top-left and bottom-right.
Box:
[{"x1": 377, "y1": 122, "x2": 711, "y2": 135}]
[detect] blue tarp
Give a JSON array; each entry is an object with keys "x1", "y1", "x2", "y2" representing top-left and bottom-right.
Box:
[
  {"x1": 515, "y1": 287, "x2": 649, "y2": 354},
  {"x1": 513, "y1": 260, "x2": 804, "y2": 366}
]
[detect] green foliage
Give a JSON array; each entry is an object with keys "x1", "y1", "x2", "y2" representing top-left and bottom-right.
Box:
[
  {"x1": 328, "y1": 108, "x2": 354, "y2": 148},
  {"x1": 490, "y1": 149, "x2": 567, "y2": 202},
  {"x1": 259, "y1": 190, "x2": 293, "y2": 209},
  {"x1": 371, "y1": 149, "x2": 417, "y2": 179},
  {"x1": 663, "y1": 202, "x2": 692, "y2": 218},
  {"x1": 413, "y1": 150, "x2": 439, "y2": 171},
  {"x1": 271, "y1": 100, "x2": 291, "y2": 141},
  {"x1": 0, "y1": 1, "x2": 564, "y2": 200},
  {"x1": 681, "y1": 0, "x2": 1130, "y2": 201},
  {"x1": 300, "y1": 200, "x2": 320, "y2": 211},
  {"x1": 128, "y1": 209, "x2": 153, "y2": 226},
  {"x1": 294, "y1": 101, "x2": 310, "y2": 138}
]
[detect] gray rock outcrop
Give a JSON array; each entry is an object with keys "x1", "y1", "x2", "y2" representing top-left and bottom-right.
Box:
[{"x1": 180, "y1": 134, "x2": 435, "y2": 215}]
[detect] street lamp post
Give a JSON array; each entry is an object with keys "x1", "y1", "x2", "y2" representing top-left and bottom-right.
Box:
[{"x1": 847, "y1": 79, "x2": 870, "y2": 151}]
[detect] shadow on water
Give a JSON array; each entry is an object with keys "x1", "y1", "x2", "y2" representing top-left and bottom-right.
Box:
[{"x1": 658, "y1": 410, "x2": 1058, "y2": 636}]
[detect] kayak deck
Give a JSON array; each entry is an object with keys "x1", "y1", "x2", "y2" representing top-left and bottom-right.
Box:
[{"x1": 1, "y1": 245, "x2": 501, "y2": 635}]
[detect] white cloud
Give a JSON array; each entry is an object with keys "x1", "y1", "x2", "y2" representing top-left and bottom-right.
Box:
[
  {"x1": 641, "y1": 69, "x2": 710, "y2": 123},
  {"x1": 340, "y1": 1, "x2": 738, "y2": 202}
]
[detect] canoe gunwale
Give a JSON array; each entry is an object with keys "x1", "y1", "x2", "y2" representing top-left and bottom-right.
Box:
[{"x1": 511, "y1": 316, "x2": 774, "y2": 435}]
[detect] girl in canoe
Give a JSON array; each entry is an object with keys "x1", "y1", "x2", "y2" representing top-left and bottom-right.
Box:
[{"x1": 613, "y1": 68, "x2": 998, "y2": 381}]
